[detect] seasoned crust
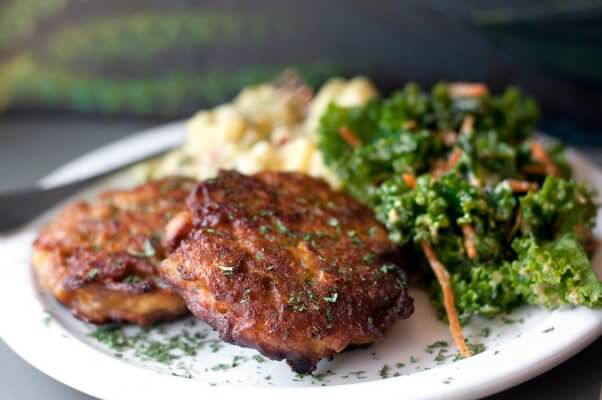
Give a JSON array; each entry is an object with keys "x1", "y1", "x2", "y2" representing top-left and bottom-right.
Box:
[
  {"x1": 160, "y1": 170, "x2": 414, "y2": 372},
  {"x1": 32, "y1": 177, "x2": 197, "y2": 326}
]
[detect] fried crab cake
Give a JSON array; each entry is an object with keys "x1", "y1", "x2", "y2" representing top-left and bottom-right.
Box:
[
  {"x1": 159, "y1": 170, "x2": 414, "y2": 373},
  {"x1": 32, "y1": 177, "x2": 197, "y2": 326}
]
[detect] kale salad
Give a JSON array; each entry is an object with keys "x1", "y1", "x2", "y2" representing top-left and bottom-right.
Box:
[{"x1": 318, "y1": 82, "x2": 602, "y2": 356}]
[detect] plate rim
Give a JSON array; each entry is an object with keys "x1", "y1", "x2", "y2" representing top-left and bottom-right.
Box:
[{"x1": 1, "y1": 122, "x2": 601, "y2": 400}]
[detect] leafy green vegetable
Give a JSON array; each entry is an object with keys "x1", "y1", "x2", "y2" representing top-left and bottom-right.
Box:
[
  {"x1": 511, "y1": 234, "x2": 601, "y2": 308},
  {"x1": 520, "y1": 176, "x2": 597, "y2": 241},
  {"x1": 318, "y1": 81, "x2": 602, "y2": 323}
]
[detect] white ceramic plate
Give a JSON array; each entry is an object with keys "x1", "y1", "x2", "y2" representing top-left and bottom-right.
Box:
[{"x1": 0, "y1": 123, "x2": 600, "y2": 400}]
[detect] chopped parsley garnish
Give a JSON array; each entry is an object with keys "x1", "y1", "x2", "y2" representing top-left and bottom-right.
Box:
[
  {"x1": 479, "y1": 327, "x2": 491, "y2": 338},
  {"x1": 453, "y1": 341, "x2": 486, "y2": 361},
  {"x1": 379, "y1": 263, "x2": 396, "y2": 274},
  {"x1": 501, "y1": 316, "x2": 524, "y2": 325},
  {"x1": 426, "y1": 340, "x2": 449, "y2": 350},
  {"x1": 363, "y1": 252, "x2": 376, "y2": 263},
  {"x1": 253, "y1": 354, "x2": 266, "y2": 363},
  {"x1": 434, "y1": 349, "x2": 451, "y2": 362},
  {"x1": 311, "y1": 370, "x2": 336, "y2": 382},
  {"x1": 274, "y1": 218, "x2": 289, "y2": 234},
  {"x1": 348, "y1": 370, "x2": 367, "y2": 379},
  {"x1": 87, "y1": 325, "x2": 218, "y2": 366},
  {"x1": 210, "y1": 363, "x2": 231, "y2": 371},
  {"x1": 259, "y1": 225, "x2": 271, "y2": 234},
  {"x1": 231, "y1": 355, "x2": 248, "y2": 367},
  {"x1": 378, "y1": 364, "x2": 390, "y2": 379},
  {"x1": 323, "y1": 292, "x2": 338, "y2": 303},
  {"x1": 87, "y1": 268, "x2": 99, "y2": 280}
]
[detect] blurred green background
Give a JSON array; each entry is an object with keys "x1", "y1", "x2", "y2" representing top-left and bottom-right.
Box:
[{"x1": 1, "y1": 0, "x2": 601, "y2": 142}]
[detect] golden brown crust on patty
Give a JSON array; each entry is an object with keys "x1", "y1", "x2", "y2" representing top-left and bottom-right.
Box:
[
  {"x1": 32, "y1": 177, "x2": 197, "y2": 325},
  {"x1": 160, "y1": 170, "x2": 413, "y2": 372}
]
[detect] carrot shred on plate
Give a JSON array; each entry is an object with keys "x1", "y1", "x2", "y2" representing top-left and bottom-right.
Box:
[
  {"x1": 448, "y1": 83, "x2": 489, "y2": 98},
  {"x1": 530, "y1": 142, "x2": 559, "y2": 176},
  {"x1": 402, "y1": 173, "x2": 416, "y2": 189},
  {"x1": 420, "y1": 240, "x2": 472, "y2": 359},
  {"x1": 446, "y1": 148, "x2": 463, "y2": 170},
  {"x1": 339, "y1": 126, "x2": 362, "y2": 148},
  {"x1": 504, "y1": 179, "x2": 539, "y2": 193},
  {"x1": 432, "y1": 147, "x2": 463, "y2": 179},
  {"x1": 460, "y1": 115, "x2": 475, "y2": 135},
  {"x1": 460, "y1": 224, "x2": 477, "y2": 259}
]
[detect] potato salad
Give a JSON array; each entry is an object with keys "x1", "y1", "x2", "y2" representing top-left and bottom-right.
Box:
[{"x1": 135, "y1": 76, "x2": 379, "y2": 187}]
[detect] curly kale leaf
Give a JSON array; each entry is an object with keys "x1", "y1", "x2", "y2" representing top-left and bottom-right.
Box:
[
  {"x1": 374, "y1": 175, "x2": 417, "y2": 245},
  {"x1": 511, "y1": 234, "x2": 602, "y2": 308},
  {"x1": 431, "y1": 234, "x2": 601, "y2": 323},
  {"x1": 318, "y1": 100, "x2": 381, "y2": 165},
  {"x1": 520, "y1": 176, "x2": 597, "y2": 241},
  {"x1": 376, "y1": 173, "x2": 515, "y2": 264},
  {"x1": 430, "y1": 263, "x2": 523, "y2": 324},
  {"x1": 378, "y1": 83, "x2": 433, "y2": 132},
  {"x1": 478, "y1": 86, "x2": 540, "y2": 144},
  {"x1": 319, "y1": 82, "x2": 540, "y2": 196}
]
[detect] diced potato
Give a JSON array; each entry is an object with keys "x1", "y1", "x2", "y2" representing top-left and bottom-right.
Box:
[{"x1": 138, "y1": 76, "x2": 375, "y2": 187}]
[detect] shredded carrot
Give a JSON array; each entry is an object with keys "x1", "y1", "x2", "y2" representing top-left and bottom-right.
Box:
[
  {"x1": 433, "y1": 147, "x2": 463, "y2": 179},
  {"x1": 420, "y1": 240, "x2": 472, "y2": 358},
  {"x1": 461, "y1": 224, "x2": 477, "y2": 259},
  {"x1": 504, "y1": 179, "x2": 539, "y2": 193},
  {"x1": 448, "y1": 83, "x2": 489, "y2": 98},
  {"x1": 447, "y1": 147, "x2": 463, "y2": 169},
  {"x1": 460, "y1": 115, "x2": 475, "y2": 135},
  {"x1": 339, "y1": 126, "x2": 362, "y2": 148},
  {"x1": 530, "y1": 142, "x2": 559, "y2": 176},
  {"x1": 402, "y1": 173, "x2": 416, "y2": 189}
]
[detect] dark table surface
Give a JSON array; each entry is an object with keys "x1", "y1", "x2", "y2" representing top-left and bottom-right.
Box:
[{"x1": 0, "y1": 114, "x2": 600, "y2": 400}]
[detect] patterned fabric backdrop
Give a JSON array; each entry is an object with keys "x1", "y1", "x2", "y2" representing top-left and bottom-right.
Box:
[{"x1": 0, "y1": 0, "x2": 601, "y2": 142}]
